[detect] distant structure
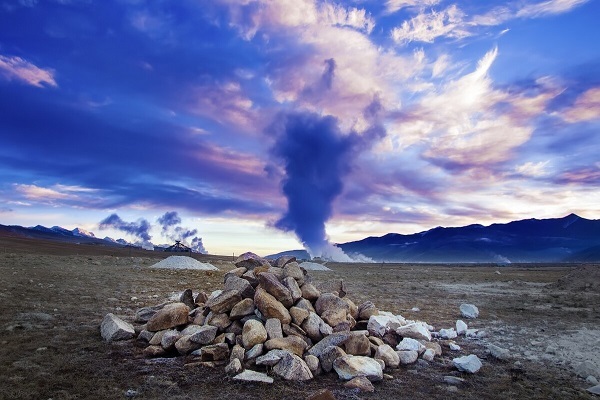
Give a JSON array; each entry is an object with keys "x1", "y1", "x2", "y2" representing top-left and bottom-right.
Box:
[{"x1": 164, "y1": 240, "x2": 191, "y2": 253}]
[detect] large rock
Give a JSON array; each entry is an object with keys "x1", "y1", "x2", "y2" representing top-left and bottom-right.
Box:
[
  {"x1": 175, "y1": 335, "x2": 202, "y2": 355},
  {"x1": 224, "y1": 275, "x2": 255, "y2": 299},
  {"x1": 304, "y1": 354, "x2": 320, "y2": 376},
  {"x1": 189, "y1": 325, "x2": 218, "y2": 345},
  {"x1": 315, "y1": 293, "x2": 349, "y2": 316},
  {"x1": 256, "y1": 349, "x2": 290, "y2": 366},
  {"x1": 223, "y1": 267, "x2": 247, "y2": 282},
  {"x1": 283, "y1": 277, "x2": 302, "y2": 302},
  {"x1": 206, "y1": 290, "x2": 242, "y2": 314},
  {"x1": 459, "y1": 304, "x2": 479, "y2": 319},
  {"x1": 344, "y1": 376, "x2": 374, "y2": 392},
  {"x1": 300, "y1": 283, "x2": 321, "y2": 301},
  {"x1": 396, "y1": 337, "x2": 425, "y2": 354},
  {"x1": 396, "y1": 323, "x2": 431, "y2": 341},
  {"x1": 344, "y1": 334, "x2": 370, "y2": 356},
  {"x1": 265, "y1": 318, "x2": 283, "y2": 339},
  {"x1": 245, "y1": 343, "x2": 264, "y2": 361},
  {"x1": 375, "y1": 344, "x2": 400, "y2": 368},
  {"x1": 275, "y1": 255, "x2": 296, "y2": 268},
  {"x1": 242, "y1": 319, "x2": 268, "y2": 349},
  {"x1": 233, "y1": 370, "x2": 273, "y2": 384},
  {"x1": 319, "y1": 346, "x2": 346, "y2": 372},
  {"x1": 101, "y1": 313, "x2": 135, "y2": 342},
  {"x1": 200, "y1": 343, "x2": 230, "y2": 361},
  {"x1": 257, "y1": 272, "x2": 293, "y2": 307},
  {"x1": 230, "y1": 344, "x2": 245, "y2": 363},
  {"x1": 456, "y1": 320, "x2": 468, "y2": 335},
  {"x1": 453, "y1": 354, "x2": 482, "y2": 373},
  {"x1": 367, "y1": 315, "x2": 402, "y2": 337},
  {"x1": 358, "y1": 301, "x2": 379, "y2": 320},
  {"x1": 343, "y1": 298, "x2": 359, "y2": 320},
  {"x1": 308, "y1": 332, "x2": 351, "y2": 358},
  {"x1": 283, "y1": 262, "x2": 304, "y2": 281},
  {"x1": 225, "y1": 358, "x2": 243, "y2": 374},
  {"x1": 229, "y1": 298, "x2": 255, "y2": 320},
  {"x1": 180, "y1": 289, "x2": 195, "y2": 309},
  {"x1": 295, "y1": 298, "x2": 316, "y2": 313},
  {"x1": 439, "y1": 328, "x2": 457, "y2": 339},
  {"x1": 273, "y1": 352, "x2": 314, "y2": 381},
  {"x1": 333, "y1": 355, "x2": 383, "y2": 382},
  {"x1": 134, "y1": 304, "x2": 164, "y2": 323},
  {"x1": 290, "y1": 306, "x2": 310, "y2": 325},
  {"x1": 302, "y1": 312, "x2": 325, "y2": 342},
  {"x1": 146, "y1": 303, "x2": 189, "y2": 331},
  {"x1": 160, "y1": 329, "x2": 181, "y2": 349},
  {"x1": 235, "y1": 252, "x2": 270, "y2": 270},
  {"x1": 397, "y1": 350, "x2": 418, "y2": 365},
  {"x1": 254, "y1": 288, "x2": 292, "y2": 325},
  {"x1": 206, "y1": 312, "x2": 231, "y2": 330},
  {"x1": 264, "y1": 336, "x2": 307, "y2": 357}
]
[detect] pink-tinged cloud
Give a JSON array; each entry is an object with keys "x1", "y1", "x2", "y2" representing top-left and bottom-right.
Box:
[
  {"x1": 561, "y1": 87, "x2": 600, "y2": 123},
  {"x1": 391, "y1": 5, "x2": 470, "y2": 44},
  {"x1": 0, "y1": 54, "x2": 57, "y2": 88}
]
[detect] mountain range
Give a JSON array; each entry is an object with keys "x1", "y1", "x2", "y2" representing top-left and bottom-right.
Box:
[
  {"x1": 269, "y1": 214, "x2": 600, "y2": 263},
  {"x1": 1, "y1": 214, "x2": 599, "y2": 262}
]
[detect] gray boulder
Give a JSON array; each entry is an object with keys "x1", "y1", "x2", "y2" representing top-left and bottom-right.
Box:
[
  {"x1": 333, "y1": 355, "x2": 383, "y2": 382},
  {"x1": 101, "y1": 313, "x2": 135, "y2": 342}
]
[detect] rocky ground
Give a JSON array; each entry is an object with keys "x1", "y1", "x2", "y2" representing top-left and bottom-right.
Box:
[{"x1": 0, "y1": 238, "x2": 598, "y2": 399}]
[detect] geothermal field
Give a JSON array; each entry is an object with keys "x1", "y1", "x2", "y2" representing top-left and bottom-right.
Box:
[{"x1": 0, "y1": 237, "x2": 599, "y2": 400}]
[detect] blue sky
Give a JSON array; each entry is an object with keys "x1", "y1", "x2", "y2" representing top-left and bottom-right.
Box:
[{"x1": 0, "y1": 0, "x2": 598, "y2": 257}]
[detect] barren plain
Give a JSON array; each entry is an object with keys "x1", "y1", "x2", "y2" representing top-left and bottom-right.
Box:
[{"x1": 0, "y1": 236, "x2": 598, "y2": 399}]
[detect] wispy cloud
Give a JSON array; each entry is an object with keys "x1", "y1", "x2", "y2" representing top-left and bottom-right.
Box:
[
  {"x1": 0, "y1": 55, "x2": 57, "y2": 88},
  {"x1": 561, "y1": 87, "x2": 600, "y2": 123},
  {"x1": 391, "y1": 5, "x2": 469, "y2": 44},
  {"x1": 517, "y1": 0, "x2": 590, "y2": 18},
  {"x1": 385, "y1": 0, "x2": 441, "y2": 14}
]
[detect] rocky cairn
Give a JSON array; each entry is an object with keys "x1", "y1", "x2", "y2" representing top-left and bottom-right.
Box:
[{"x1": 101, "y1": 252, "x2": 483, "y2": 386}]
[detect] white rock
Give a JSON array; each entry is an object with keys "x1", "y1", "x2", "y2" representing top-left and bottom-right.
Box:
[
  {"x1": 459, "y1": 304, "x2": 479, "y2": 319},
  {"x1": 100, "y1": 313, "x2": 135, "y2": 342},
  {"x1": 333, "y1": 355, "x2": 383, "y2": 382},
  {"x1": 587, "y1": 385, "x2": 600, "y2": 395},
  {"x1": 396, "y1": 323, "x2": 431, "y2": 341},
  {"x1": 397, "y1": 350, "x2": 419, "y2": 365},
  {"x1": 453, "y1": 354, "x2": 482, "y2": 373},
  {"x1": 396, "y1": 338, "x2": 425, "y2": 354},
  {"x1": 449, "y1": 342, "x2": 461, "y2": 351},
  {"x1": 439, "y1": 328, "x2": 457, "y2": 340},
  {"x1": 586, "y1": 376, "x2": 598, "y2": 386},
  {"x1": 374, "y1": 344, "x2": 400, "y2": 369},
  {"x1": 456, "y1": 320, "x2": 468, "y2": 335},
  {"x1": 576, "y1": 361, "x2": 599, "y2": 378},
  {"x1": 411, "y1": 307, "x2": 420, "y2": 312},
  {"x1": 233, "y1": 370, "x2": 273, "y2": 384},
  {"x1": 422, "y1": 348, "x2": 435, "y2": 361},
  {"x1": 367, "y1": 315, "x2": 392, "y2": 337}
]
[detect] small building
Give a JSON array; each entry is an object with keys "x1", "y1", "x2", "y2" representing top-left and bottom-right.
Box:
[{"x1": 164, "y1": 240, "x2": 191, "y2": 253}]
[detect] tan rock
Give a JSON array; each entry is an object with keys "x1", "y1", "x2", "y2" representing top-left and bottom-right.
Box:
[
  {"x1": 300, "y1": 283, "x2": 321, "y2": 301},
  {"x1": 344, "y1": 376, "x2": 374, "y2": 392},
  {"x1": 254, "y1": 288, "x2": 291, "y2": 325},
  {"x1": 290, "y1": 306, "x2": 310, "y2": 325},
  {"x1": 358, "y1": 301, "x2": 378, "y2": 320},
  {"x1": 306, "y1": 389, "x2": 336, "y2": 400},
  {"x1": 146, "y1": 303, "x2": 190, "y2": 331},
  {"x1": 143, "y1": 345, "x2": 168, "y2": 358},
  {"x1": 315, "y1": 293, "x2": 349, "y2": 316},
  {"x1": 223, "y1": 267, "x2": 247, "y2": 282},
  {"x1": 275, "y1": 255, "x2": 296, "y2": 268},
  {"x1": 257, "y1": 272, "x2": 293, "y2": 307},
  {"x1": 206, "y1": 312, "x2": 231, "y2": 330},
  {"x1": 282, "y1": 262, "x2": 304, "y2": 281},
  {"x1": 200, "y1": 343, "x2": 230, "y2": 361},
  {"x1": 344, "y1": 334, "x2": 370, "y2": 356},
  {"x1": 264, "y1": 336, "x2": 307, "y2": 357},
  {"x1": 375, "y1": 344, "x2": 400, "y2": 368},
  {"x1": 295, "y1": 298, "x2": 316, "y2": 313},
  {"x1": 235, "y1": 252, "x2": 270, "y2": 270},
  {"x1": 283, "y1": 277, "x2": 302, "y2": 303},
  {"x1": 272, "y1": 352, "x2": 313, "y2": 381},
  {"x1": 229, "y1": 298, "x2": 255, "y2": 320},
  {"x1": 242, "y1": 319, "x2": 268, "y2": 349},
  {"x1": 424, "y1": 341, "x2": 442, "y2": 356},
  {"x1": 343, "y1": 298, "x2": 359, "y2": 320},
  {"x1": 205, "y1": 289, "x2": 242, "y2": 314},
  {"x1": 174, "y1": 335, "x2": 202, "y2": 355}
]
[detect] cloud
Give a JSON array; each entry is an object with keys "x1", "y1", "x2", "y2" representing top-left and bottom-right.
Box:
[
  {"x1": 391, "y1": 5, "x2": 470, "y2": 44},
  {"x1": 385, "y1": 0, "x2": 441, "y2": 14},
  {"x1": 561, "y1": 87, "x2": 600, "y2": 123},
  {"x1": 98, "y1": 213, "x2": 152, "y2": 246},
  {"x1": 514, "y1": 161, "x2": 550, "y2": 177},
  {"x1": 0, "y1": 55, "x2": 57, "y2": 88},
  {"x1": 517, "y1": 0, "x2": 590, "y2": 18}
]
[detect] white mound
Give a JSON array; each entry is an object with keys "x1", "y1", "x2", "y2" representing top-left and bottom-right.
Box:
[
  {"x1": 150, "y1": 256, "x2": 218, "y2": 270},
  {"x1": 299, "y1": 261, "x2": 331, "y2": 271}
]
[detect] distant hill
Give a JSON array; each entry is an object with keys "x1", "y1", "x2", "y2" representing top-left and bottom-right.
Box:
[
  {"x1": 0, "y1": 224, "x2": 128, "y2": 248},
  {"x1": 268, "y1": 214, "x2": 600, "y2": 263}
]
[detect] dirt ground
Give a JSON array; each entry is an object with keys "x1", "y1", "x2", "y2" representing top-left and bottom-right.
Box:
[{"x1": 0, "y1": 237, "x2": 598, "y2": 399}]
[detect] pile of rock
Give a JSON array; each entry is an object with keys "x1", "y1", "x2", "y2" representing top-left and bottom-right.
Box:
[{"x1": 101, "y1": 252, "x2": 483, "y2": 387}]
